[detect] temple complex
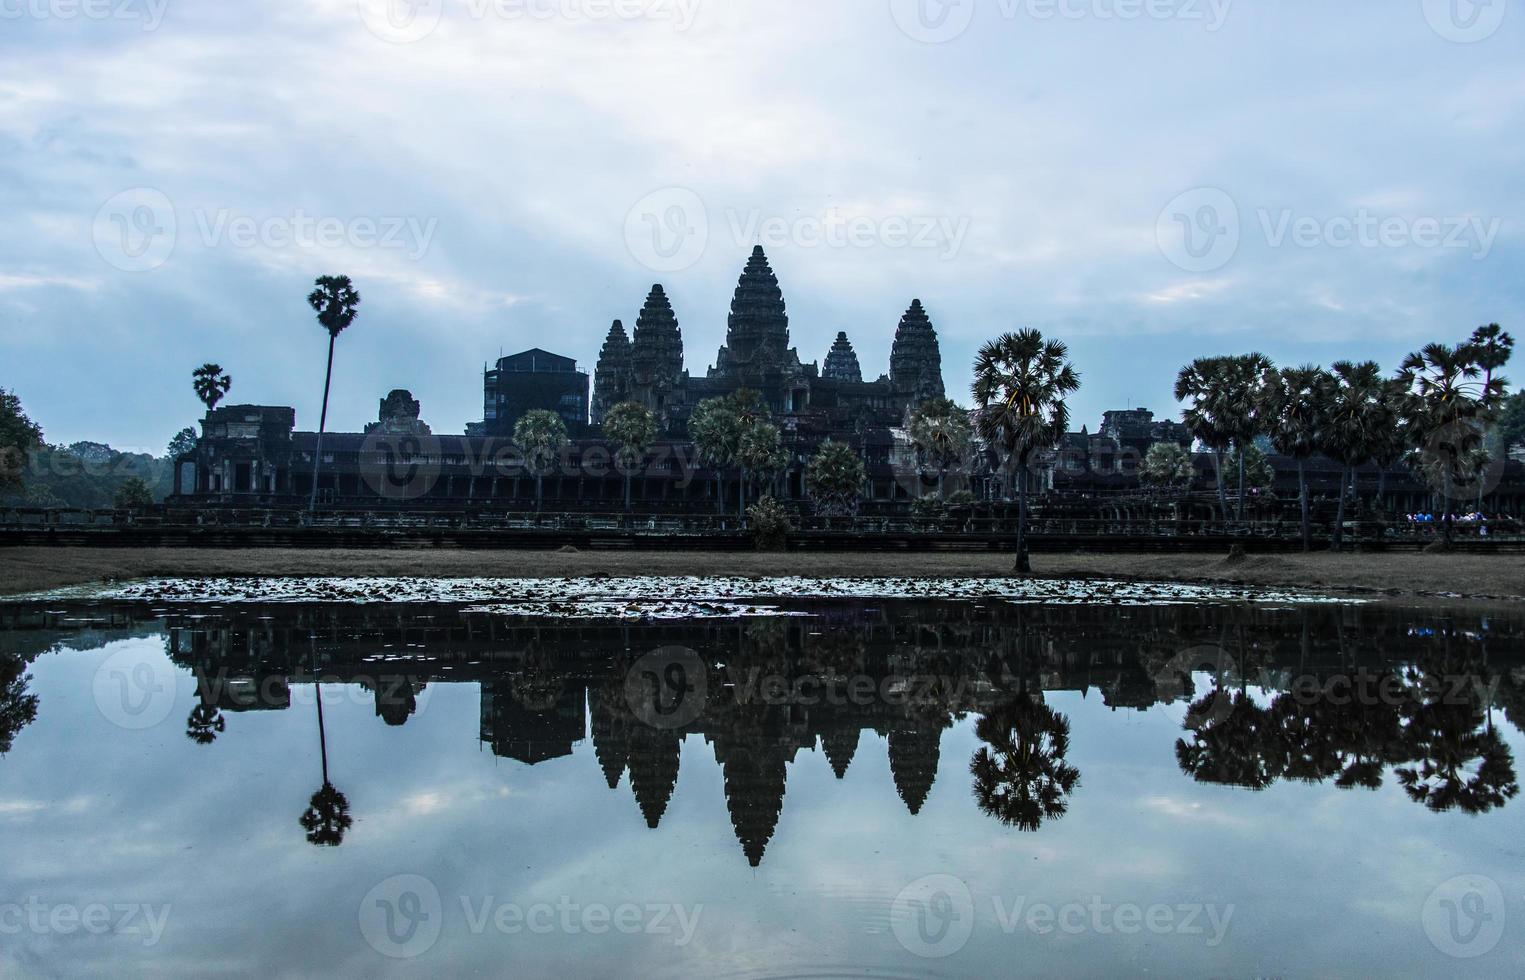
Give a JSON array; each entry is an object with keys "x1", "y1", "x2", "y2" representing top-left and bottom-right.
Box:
[
  {"x1": 164, "y1": 244, "x2": 1520, "y2": 516},
  {"x1": 591, "y1": 245, "x2": 942, "y2": 437}
]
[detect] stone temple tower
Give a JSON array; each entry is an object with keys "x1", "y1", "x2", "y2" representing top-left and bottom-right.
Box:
[
  {"x1": 821, "y1": 332, "x2": 863, "y2": 383},
  {"x1": 889, "y1": 299, "x2": 945, "y2": 404},
  {"x1": 709, "y1": 246, "x2": 799, "y2": 380},
  {"x1": 591, "y1": 319, "x2": 632, "y2": 425},
  {"x1": 629, "y1": 284, "x2": 685, "y2": 414}
]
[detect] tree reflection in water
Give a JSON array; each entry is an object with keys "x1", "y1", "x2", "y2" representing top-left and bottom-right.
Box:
[
  {"x1": 4, "y1": 599, "x2": 1521, "y2": 867},
  {"x1": 1174, "y1": 654, "x2": 1520, "y2": 814},
  {"x1": 300, "y1": 639, "x2": 352, "y2": 847},
  {"x1": 0, "y1": 652, "x2": 38, "y2": 756},
  {"x1": 970, "y1": 693, "x2": 1080, "y2": 831}
]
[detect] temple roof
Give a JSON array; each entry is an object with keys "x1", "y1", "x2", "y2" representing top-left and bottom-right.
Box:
[
  {"x1": 712, "y1": 246, "x2": 792, "y2": 375},
  {"x1": 889, "y1": 299, "x2": 945, "y2": 403},
  {"x1": 631, "y1": 285, "x2": 684, "y2": 387},
  {"x1": 822, "y1": 331, "x2": 863, "y2": 383}
]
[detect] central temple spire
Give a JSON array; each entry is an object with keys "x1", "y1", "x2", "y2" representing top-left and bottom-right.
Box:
[
  {"x1": 711, "y1": 246, "x2": 790, "y2": 375},
  {"x1": 889, "y1": 298, "x2": 945, "y2": 403}
]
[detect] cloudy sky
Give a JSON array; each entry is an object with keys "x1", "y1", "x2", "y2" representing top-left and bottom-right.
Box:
[{"x1": 1, "y1": 0, "x2": 1521, "y2": 450}]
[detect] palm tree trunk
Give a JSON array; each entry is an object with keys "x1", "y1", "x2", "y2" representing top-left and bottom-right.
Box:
[
  {"x1": 1236, "y1": 445, "x2": 1246, "y2": 520},
  {"x1": 535, "y1": 472, "x2": 543, "y2": 512},
  {"x1": 1014, "y1": 457, "x2": 1031, "y2": 574},
  {"x1": 1332, "y1": 465, "x2": 1350, "y2": 551},
  {"x1": 311, "y1": 639, "x2": 329, "y2": 786},
  {"x1": 307, "y1": 332, "x2": 337, "y2": 514},
  {"x1": 1212, "y1": 450, "x2": 1229, "y2": 524},
  {"x1": 1298, "y1": 458, "x2": 1310, "y2": 552},
  {"x1": 624, "y1": 470, "x2": 632, "y2": 511},
  {"x1": 739, "y1": 468, "x2": 748, "y2": 520}
]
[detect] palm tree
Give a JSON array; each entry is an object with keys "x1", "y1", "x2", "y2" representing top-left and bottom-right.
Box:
[
  {"x1": 737, "y1": 419, "x2": 787, "y2": 516},
  {"x1": 969, "y1": 694, "x2": 1080, "y2": 831},
  {"x1": 908, "y1": 397, "x2": 973, "y2": 497},
  {"x1": 689, "y1": 396, "x2": 741, "y2": 514},
  {"x1": 513, "y1": 409, "x2": 570, "y2": 512},
  {"x1": 971, "y1": 329, "x2": 1080, "y2": 574},
  {"x1": 1464, "y1": 324, "x2": 1515, "y2": 512},
  {"x1": 1367, "y1": 380, "x2": 1411, "y2": 517},
  {"x1": 1174, "y1": 357, "x2": 1235, "y2": 523},
  {"x1": 1262, "y1": 365, "x2": 1334, "y2": 550},
  {"x1": 603, "y1": 401, "x2": 657, "y2": 511},
  {"x1": 306, "y1": 275, "x2": 361, "y2": 513},
  {"x1": 1321, "y1": 360, "x2": 1386, "y2": 551},
  {"x1": 1222, "y1": 353, "x2": 1274, "y2": 520},
  {"x1": 191, "y1": 363, "x2": 231, "y2": 414},
  {"x1": 729, "y1": 389, "x2": 769, "y2": 518},
  {"x1": 1397, "y1": 341, "x2": 1508, "y2": 546}
]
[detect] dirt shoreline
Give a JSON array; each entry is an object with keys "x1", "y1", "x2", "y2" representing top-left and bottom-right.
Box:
[{"x1": 2, "y1": 546, "x2": 1522, "y2": 608}]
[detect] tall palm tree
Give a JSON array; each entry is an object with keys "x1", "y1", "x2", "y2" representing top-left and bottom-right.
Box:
[
  {"x1": 603, "y1": 401, "x2": 657, "y2": 512},
  {"x1": 1321, "y1": 360, "x2": 1386, "y2": 551},
  {"x1": 191, "y1": 363, "x2": 232, "y2": 414},
  {"x1": 1464, "y1": 323, "x2": 1515, "y2": 512},
  {"x1": 737, "y1": 419, "x2": 787, "y2": 516},
  {"x1": 689, "y1": 396, "x2": 741, "y2": 514},
  {"x1": 729, "y1": 389, "x2": 769, "y2": 518},
  {"x1": 1262, "y1": 365, "x2": 1333, "y2": 551},
  {"x1": 306, "y1": 275, "x2": 361, "y2": 513},
  {"x1": 1174, "y1": 357, "x2": 1235, "y2": 523},
  {"x1": 971, "y1": 329, "x2": 1080, "y2": 574},
  {"x1": 1367, "y1": 379, "x2": 1411, "y2": 517},
  {"x1": 1222, "y1": 353, "x2": 1275, "y2": 520},
  {"x1": 908, "y1": 397, "x2": 973, "y2": 497},
  {"x1": 513, "y1": 409, "x2": 570, "y2": 512},
  {"x1": 1397, "y1": 341, "x2": 1508, "y2": 546}
]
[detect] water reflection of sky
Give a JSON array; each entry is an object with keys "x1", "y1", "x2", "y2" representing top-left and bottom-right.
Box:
[{"x1": 1, "y1": 630, "x2": 1522, "y2": 978}]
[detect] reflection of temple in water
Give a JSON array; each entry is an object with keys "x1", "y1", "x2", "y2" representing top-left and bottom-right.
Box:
[{"x1": 3, "y1": 599, "x2": 1523, "y2": 865}]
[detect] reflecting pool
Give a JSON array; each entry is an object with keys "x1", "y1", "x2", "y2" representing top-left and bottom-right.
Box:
[{"x1": 1, "y1": 590, "x2": 1521, "y2": 977}]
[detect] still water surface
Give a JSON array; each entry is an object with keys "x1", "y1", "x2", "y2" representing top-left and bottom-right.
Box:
[{"x1": 0, "y1": 591, "x2": 1521, "y2": 977}]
